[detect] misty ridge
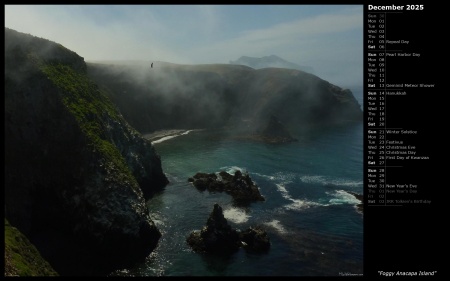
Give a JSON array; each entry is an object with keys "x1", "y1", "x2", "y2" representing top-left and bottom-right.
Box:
[
  {"x1": 229, "y1": 55, "x2": 315, "y2": 74},
  {"x1": 5, "y1": 27, "x2": 362, "y2": 138},
  {"x1": 87, "y1": 58, "x2": 362, "y2": 136}
]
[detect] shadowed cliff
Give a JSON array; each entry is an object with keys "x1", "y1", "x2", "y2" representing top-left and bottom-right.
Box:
[{"x1": 4, "y1": 28, "x2": 168, "y2": 275}]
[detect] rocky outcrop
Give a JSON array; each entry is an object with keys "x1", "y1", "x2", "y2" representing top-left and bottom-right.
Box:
[
  {"x1": 188, "y1": 170, "x2": 265, "y2": 204},
  {"x1": 239, "y1": 226, "x2": 271, "y2": 253},
  {"x1": 187, "y1": 204, "x2": 241, "y2": 254},
  {"x1": 4, "y1": 28, "x2": 168, "y2": 275},
  {"x1": 259, "y1": 115, "x2": 297, "y2": 142},
  {"x1": 104, "y1": 117, "x2": 169, "y2": 199},
  {"x1": 187, "y1": 204, "x2": 270, "y2": 255},
  {"x1": 348, "y1": 192, "x2": 363, "y2": 213}
]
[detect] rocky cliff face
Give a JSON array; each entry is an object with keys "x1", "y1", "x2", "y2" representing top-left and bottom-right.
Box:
[
  {"x1": 87, "y1": 61, "x2": 362, "y2": 134},
  {"x1": 4, "y1": 28, "x2": 168, "y2": 275}
]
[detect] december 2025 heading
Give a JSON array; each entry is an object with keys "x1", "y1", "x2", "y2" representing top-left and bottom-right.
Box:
[{"x1": 367, "y1": 4, "x2": 424, "y2": 11}]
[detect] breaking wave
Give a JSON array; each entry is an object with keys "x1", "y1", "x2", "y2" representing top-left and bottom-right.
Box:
[
  {"x1": 300, "y1": 175, "x2": 362, "y2": 188},
  {"x1": 276, "y1": 183, "x2": 322, "y2": 211},
  {"x1": 327, "y1": 190, "x2": 361, "y2": 205},
  {"x1": 264, "y1": 219, "x2": 288, "y2": 234},
  {"x1": 152, "y1": 130, "x2": 197, "y2": 144},
  {"x1": 219, "y1": 165, "x2": 248, "y2": 174},
  {"x1": 223, "y1": 207, "x2": 251, "y2": 224}
]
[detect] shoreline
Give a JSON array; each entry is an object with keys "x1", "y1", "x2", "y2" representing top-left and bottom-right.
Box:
[{"x1": 143, "y1": 129, "x2": 202, "y2": 144}]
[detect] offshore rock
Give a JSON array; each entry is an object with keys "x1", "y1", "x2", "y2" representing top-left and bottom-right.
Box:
[
  {"x1": 187, "y1": 204, "x2": 241, "y2": 254},
  {"x1": 348, "y1": 191, "x2": 364, "y2": 213},
  {"x1": 239, "y1": 226, "x2": 271, "y2": 253},
  {"x1": 187, "y1": 204, "x2": 271, "y2": 255},
  {"x1": 188, "y1": 170, "x2": 265, "y2": 204},
  {"x1": 258, "y1": 115, "x2": 298, "y2": 143}
]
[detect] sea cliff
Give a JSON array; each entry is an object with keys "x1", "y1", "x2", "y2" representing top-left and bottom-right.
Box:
[{"x1": 5, "y1": 28, "x2": 168, "y2": 275}]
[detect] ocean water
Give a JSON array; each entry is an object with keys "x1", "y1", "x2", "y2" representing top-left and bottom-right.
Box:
[{"x1": 119, "y1": 90, "x2": 364, "y2": 277}]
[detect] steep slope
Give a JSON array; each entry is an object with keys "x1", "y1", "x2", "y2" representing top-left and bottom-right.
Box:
[
  {"x1": 4, "y1": 28, "x2": 168, "y2": 275},
  {"x1": 4, "y1": 219, "x2": 58, "y2": 276},
  {"x1": 87, "y1": 61, "x2": 362, "y2": 134}
]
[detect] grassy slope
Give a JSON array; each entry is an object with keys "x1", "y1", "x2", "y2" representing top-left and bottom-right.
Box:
[
  {"x1": 40, "y1": 63, "x2": 139, "y2": 188},
  {"x1": 4, "y1": 219, "x2": 58, "y2": 276}
]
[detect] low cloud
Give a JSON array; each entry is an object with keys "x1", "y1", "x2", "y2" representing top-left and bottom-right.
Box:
[{"x1": 5, "y1": 5, "x2": 363, "y2": 87}]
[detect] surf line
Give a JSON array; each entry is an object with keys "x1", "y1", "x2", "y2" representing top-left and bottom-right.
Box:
[{"x1": 151, "y1": 129, "x2": 201, "y2": 144}]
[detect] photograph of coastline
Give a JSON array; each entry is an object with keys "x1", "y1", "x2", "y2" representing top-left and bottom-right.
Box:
[{"x1": 5, "y1": 5, "x2": 363, "y2": 276}]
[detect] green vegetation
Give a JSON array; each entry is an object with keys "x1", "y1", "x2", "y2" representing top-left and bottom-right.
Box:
[
  {"x1": 41, "y1": 63, "x2": 138, "y2": 187},
  {"x1": 4, "y1": 219, "x2": 58, "y2": 276}
]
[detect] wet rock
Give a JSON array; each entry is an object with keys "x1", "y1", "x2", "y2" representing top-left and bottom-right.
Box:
[
  {"x1": 348, "y1": 191, "x2": 363, "y2": 213},
  {"x1": 258, "y1": 115, "x2": 298, "y2": 143},
  {"x1": 187, "y1": 204, "x2": 271, "y2": 255},
  {"x1": 239, "y1": 226, "x2": 271, "y2": 253},
  {"x1": 188, "y1": 170, "x2": 265, "y2": 204},
  {"x1": 187, "y1": 204, "x2": 240, "y2": 254}
]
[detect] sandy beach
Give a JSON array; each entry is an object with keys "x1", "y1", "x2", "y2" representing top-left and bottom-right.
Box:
[
  {"x1": 143, "y1": 129, "x2": 202, "y2": 144},
  {"x1": 143, "y1": 129, "x2": 187, "y2": 141}
]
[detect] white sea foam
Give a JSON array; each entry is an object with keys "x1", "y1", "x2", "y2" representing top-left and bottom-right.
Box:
[
  {"x1": 223, "y1": 208, "x2": 250, "y2": 224},
  {"x1": 219, "y1": 166, "x2": 247, "y2": 174},
  {"x1": 329, "y1": 179, "x2": 363, "y2": 187},
  {"x1": 254, "y1": 172, "x2": 362, "y2": 189},
  {"x1": 327, "y1": 190, "x2": 361, "y2": 205},
  {"x1": 272, "y1": 171, "x2": 297, "y2": 182},
  {"x1": 152, "y1": 135, "x2": 179, "y2": 144},
  {"x1": 151, "y1": 130, "x2": 197, "y2": 144},
  {"x1": 300, "y1": 175, "x2": 363, "y2": 188},
  {"x1": 252, "y1": 172, "x2": 275, "y2": 181},
  {"x1": 285, "y1": 198, "x2": 322, "y2": 210},
  {"x1": 276, "y1": 183, "x2": 321, "y2": 211},
  {"x1": 253, "y1": 171, "x2": 295, "y2": 183},
  {"x1": 300, "y1": 175, "x2": 325, "y2": 184},
  {"x1": 149, "y1": 212, "x2": 166, "y2": 227},
  {"x1": 180, "y1": 130, "x2": 194, "y2": 136},
  {"x1": 275, "y1": 183, "x2": 290, "y2": 200},
  {"x1": 264, "y1": 219, "x2": 287, "y2": 234}
]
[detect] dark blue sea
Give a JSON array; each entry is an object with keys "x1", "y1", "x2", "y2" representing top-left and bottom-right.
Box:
[{"x1": 120, "y1": 89, "x2": 364, "y2": 276}]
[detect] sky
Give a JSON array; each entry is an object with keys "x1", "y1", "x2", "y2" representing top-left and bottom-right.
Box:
[{"x1": 4, "y1": 5, "x2": 363, "y2": 88}]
